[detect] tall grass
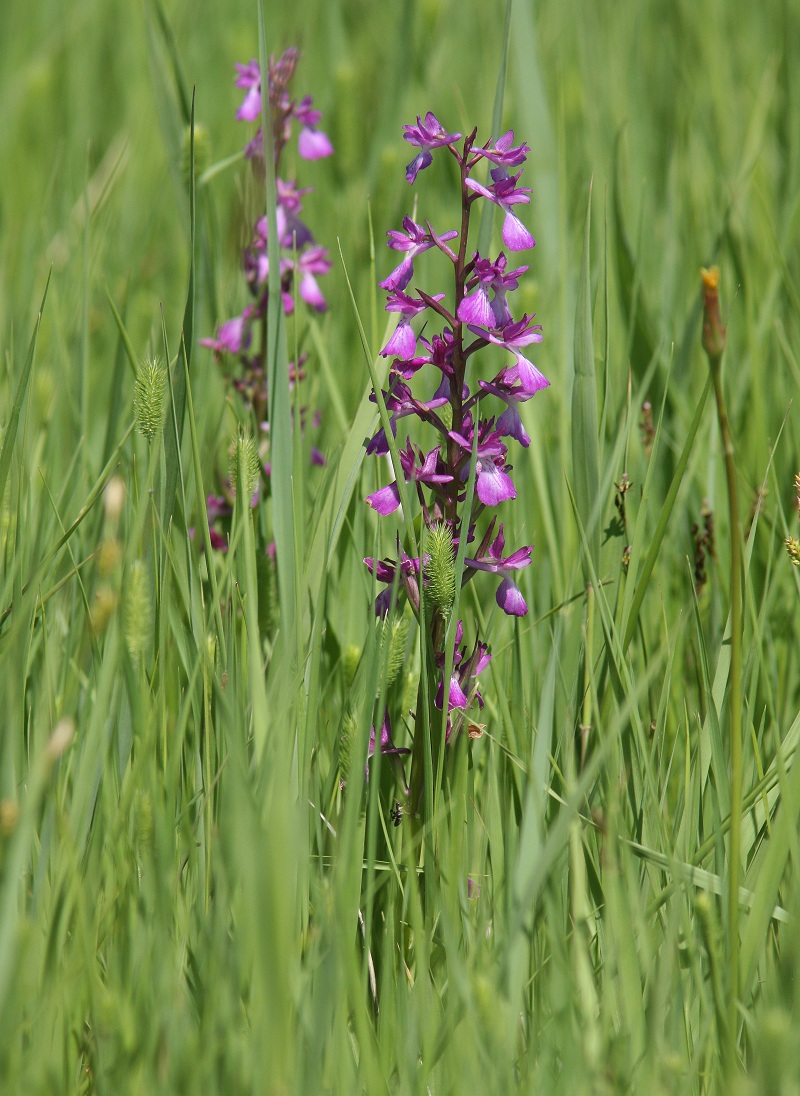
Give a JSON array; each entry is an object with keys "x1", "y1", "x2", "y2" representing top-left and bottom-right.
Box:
[{"x1": 1, "y1": 0, "x2": 799, "y2": 1091}]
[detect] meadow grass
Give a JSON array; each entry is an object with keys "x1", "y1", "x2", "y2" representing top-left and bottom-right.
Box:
[{"x1": 1, "y1": 0, "x2": 800, "y2": 1092}]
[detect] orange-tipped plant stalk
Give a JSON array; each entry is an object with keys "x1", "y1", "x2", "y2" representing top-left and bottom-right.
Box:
[{"x1": 702, "y1": 266, "x2": 742, "y2": 1074}]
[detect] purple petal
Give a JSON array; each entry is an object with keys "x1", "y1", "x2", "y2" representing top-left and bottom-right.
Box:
[
  {"x1": 473, "y1": 644, "x2": 492, "y2": 675},
  {"x1": 464, "y1": 177, "x2": 495, "y2": 203},
  {"x1": 405, "y1": 149, "x2": 432, "y2": 184},
  {"x1": 300, "y1": 272, "x2": 327, "y2": 312},
  {"x1": 448, "y1": 675, "x2": 469, "y2": 710},
  {"x1": 208, "y1": 528, "x2": 229, "y2": 553},
  {"x1": 236, "y1": 85, "x2": 262, "y2": 122},
  {"x1": 501, "y1": 545, "x2": 532, "y2": 569},
  {"x1": 381, "y1": 321, "x2": 417, "y2": 359},
  {"x1": 366, "y1": 423, "x2": 392, "y2": 456},
  {"x1": 457, "y1": 287, "x2": 494, "y2": 327},
  {"x1": 379, "y1": 255, "x2": 414, "y2": 292},
  {"x1": 436, "y1": 673, "x2": 468, "y2": 712},
  {"x1": 366, "y1": 482, "x2": 402, "y2": 516},
  {"x1": 502, "y1": 545, "x2": 533, "y2": 570},
  {"x1": 199, "y1": 314, "x2": 251, "y2": 356},
  {"x1": 234, "y1": 60, "x2": 260, "y2": 89},
  {"x1": 298, "y1": 126, "x2": 334, "y2": 160},
  {"x1": 496, "y1": 404, "x2": 530, "y2": 447},
  {"x1": 501, "y1": 211, "x2": 535, "y2": 252},
  {"x1": 476, "y1": 461, "x2": 516, "y2": 506},
  {"x1": 512, "y1": 354, "x2": 550, "y2": 395},
  {"x1": 496, "y1": 576, "x2": 528, "y2": 616}
]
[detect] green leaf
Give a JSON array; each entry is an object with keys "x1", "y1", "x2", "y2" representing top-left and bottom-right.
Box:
[
  {"x1": 571, "y1": 183, "x2": 601, "y2": 579},
  {"x1": 161, "y1": 88, "x2": 196, "y2": 534},
  {"x1": 0, "y1": 272, "x2": 50, "y2": 510}
]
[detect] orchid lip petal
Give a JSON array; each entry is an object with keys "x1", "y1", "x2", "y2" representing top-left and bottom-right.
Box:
[
  {"x1": 457, "y1": 288, "x2": 494, "y2": 327},
  {"x1": 501, "y1": 211, "x2": 535, "y2": 252},
  {"x1": 366, "y1": 483, "x2": 402, "y2": 515},
  {"x1": 475, "y1": 462, "x2": 516, "y2": 506},
  {"x1": 497, "y1": 577, "x2": 528, "y2": 616}
]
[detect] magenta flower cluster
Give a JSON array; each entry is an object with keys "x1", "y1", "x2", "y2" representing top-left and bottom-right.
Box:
[
  {"x1": 201, "y1": 48, "x2": 333, "y2": 372},
  {"x1": 199, "y1": 49, "x2": 332, "y2": 551},
  {"x1": 363, "y1": 114, "x2": 548, "y2": 736}
]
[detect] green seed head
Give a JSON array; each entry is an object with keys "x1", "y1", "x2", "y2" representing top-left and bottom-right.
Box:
[
  {"x1": 133, "y1": 356, "x2": 167, "y2": 444},
  {"x1": 124, "y1": 560, "x2": 151, "y2": 659},
  {"x1": 424, "y1": 522, "x2": 456, "y2": 616},
  {"x1": 229, "y1": 431, "x2": 261, "y2": 499},
  {"x1": 340, "y1": 712, "x2": 358, "y2": 786},
  {"x1": 384, "y1": 614, "x2": 410, "y2": 689}
]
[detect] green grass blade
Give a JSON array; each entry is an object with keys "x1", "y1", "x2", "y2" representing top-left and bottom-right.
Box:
[
  {"x1": 571, "y1": 183, "x2": 601, "y2": 578},
  {"x1": 161, "y1": 89, "x2": 196, "y2": 534},
  {"x1": 0, "y1": 272, "x2": 50, "y2": 510},
  {"x1": 622, "y1": 375, "x2": 712, "y2": 652}
]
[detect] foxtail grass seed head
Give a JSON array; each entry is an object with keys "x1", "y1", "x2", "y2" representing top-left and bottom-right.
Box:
[
  {"x1": 229, "y1": 431, "x2": 260, "y2": 499},
  {"x1": 256, "y1": 552, "x2": 278, "y2": 636},
  {"x1": 339, "y1": 712, "x2": 357, "y2": 786},
  {"x1": 91, "y1": 587, "x2": 118, "y2": 634},
  {"x1": 701, "y1": 266, "x2": 726, "y2": 363},
  {"x1": 124, "y1": 560, "x2": 151, "y2": 658},
  {"x1": 98, "y1": 539, "x2": 122, "y2": 576},
  {"x1": 45, "y1": 718, "x2": 75, "y2": 764},
  {"x1": 383, "y1": 614, "x2": 410, "y2": 688},
  {"x1": 424, "y1": 522, "x2": 456, "y2": 616},
  {"x1": 134, "y1": 356, "x2": 168, "y2": 443}
]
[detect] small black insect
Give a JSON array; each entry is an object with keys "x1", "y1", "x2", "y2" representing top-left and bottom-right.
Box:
[{"x1": 389, "y1": 800, "x2": 403, "y2": 827}]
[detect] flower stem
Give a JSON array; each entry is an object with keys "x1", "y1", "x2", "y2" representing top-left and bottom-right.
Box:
[{"x1": 702, "y1": 267, "x2": 742, "y2": 1076}]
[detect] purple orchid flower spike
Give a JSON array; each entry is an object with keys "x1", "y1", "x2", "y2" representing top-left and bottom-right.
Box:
[
  {"x1": 403, "y1": 112, "x2": 462, "y2": 184},
  {"x1": 294, "y1": 95, "x2": 334, "y2": 159},
  {"x1": 465, "y1": 167, "x2": 535, "y2": 251},
  {"x1": 466, "y1": 522, "x2": 532, "y2": 616},
  {"x1": 469, "y1": 314, "x2": 548, "y2": 396},
  {"x1": 202, "y1": 50, "x2": 333, "y2": 587},
  {"x1": 360, "y1": 115, "x2": 549, "y2": 794},
  {"x1": 380, "y1": 216, "x2": 458, "y2": 293},
  {"x1": 366, "y1": 439, "x2": 453, "y2": 516}
]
